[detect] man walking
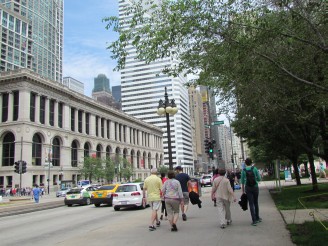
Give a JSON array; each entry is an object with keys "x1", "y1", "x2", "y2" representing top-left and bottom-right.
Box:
[
  {"x1": 143, "y1": 168, "x2": 163, "y2": 231},
  {"x1": 175, "y1": 166, "x2": 191, "y2": 221},
  {"x1": 32, "y1": 184, "x2": 41, "y2": 203},
  {"x1": 241, "y1": 158, "x2": 262, "y2": 226}
]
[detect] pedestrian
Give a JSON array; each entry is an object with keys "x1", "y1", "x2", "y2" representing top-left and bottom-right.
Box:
[
  {"x1": 161, "y1": 170, "x2": 184, "y2": 232},
  {"x1": 143, "y1": 168, "x2": 163, "y2": 231},
  {"x1": 160, "y1": 172, "x2": 168, "y2": 220},
  {"x1": 226, "y1": 169, "x2": 236, "y2": 192},
  {"x1": 175, "y1": 166, "x2": 191, "y2": 221},
  {"x1": 212, "y1": 169, "x2": 219, "y2": 207},
  {"x1": 211, "y1": 168, "x2": 236, "y2": 229},
  {"x1": 32, "y1": 184, "x2": 41, "y2": 203},
  {"x1": 241, "y1": 158, "x2": 262, "y2": 226},
  {"x1": 319, "y1": 163, "x2": 327, "y2": 179}
]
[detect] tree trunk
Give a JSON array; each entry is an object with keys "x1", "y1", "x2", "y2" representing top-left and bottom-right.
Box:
[
  {"x1": 303, "y1": 161, "x2": 309, "y2": 177},
  {"x1": 307, "y1": 153, "x2": 319, "y2": 192}
]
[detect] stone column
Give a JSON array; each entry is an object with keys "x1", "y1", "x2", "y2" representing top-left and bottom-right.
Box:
[
  {"x1": 45, "y1": 97, "x2": 50, "y2": 126},
  {"x1": 8, "y1": 92, "x2": 14, "y2": 122},
  {"x1": 63, "y1": 104, "x2": 70, "y2": 131},
  {"x1": 104, "y1": 119, "x2": 108, "y2": 139},
  {"x1": 18, "y1": 90, "x2": 30, "y2": 121},
  {"x1": 126, "y1": 126, "x2": 130, "y2": 144},
  {"x1": 110, "y1": 121, "x2": 115, "y2": 140},
  {"x1": 89, "y1": 114, "x2": 96, "y2": 136},
  {"x1": 75, "y1": 109, "x2": 78, "y2": 132},
  {"x1": 82, "y1": 111, "x2": 86, "y2": 134},
  {"x1": 54, "y1": 100, "x2": 58, "y2": 128},
  {"x1": 35, "y1": 94, "x2": 40, "y2": 124},
  {"x1": 98, "y1": 117, "x2": 102, "y2": 137}
]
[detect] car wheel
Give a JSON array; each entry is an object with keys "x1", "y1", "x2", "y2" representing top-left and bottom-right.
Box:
[
  {"x1": 85, "y1": 198, "x2": 91, "y2": 205},
  {"x1": 94, "y1": 203, "x2": 100, "y2": 207},
  {"x1": 67, "y1": 204, "x2": 72, "y2": 207},
  {"x1": 114, "y1": 207, "x2": 120, "y2": 211}
]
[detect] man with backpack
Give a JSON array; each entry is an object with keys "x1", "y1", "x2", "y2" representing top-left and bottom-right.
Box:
[{"x1": 241, "y1": 158, "x2": 262, "y2": 226}]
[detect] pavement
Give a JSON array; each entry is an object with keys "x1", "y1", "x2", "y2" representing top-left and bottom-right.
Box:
[{"x1": 0, "y1": 179, "x2": 327, "y2": 246}]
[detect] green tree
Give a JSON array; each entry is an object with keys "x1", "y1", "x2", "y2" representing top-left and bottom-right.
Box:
[
  {"x1": 79, "y1": 157, "x2": 103, "y2": 182},
  {"x1": 103, "y1": 157, "x2": 116, "y2": 183}
]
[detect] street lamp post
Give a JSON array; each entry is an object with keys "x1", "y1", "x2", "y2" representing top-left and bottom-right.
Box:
[{"x1": 156, "y1": 87, "x2": 178, "y2": 170}]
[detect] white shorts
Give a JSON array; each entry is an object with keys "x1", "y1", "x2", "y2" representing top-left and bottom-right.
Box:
[{"x1": 150, "y1": 201, "x2": 161, "y2": 211}]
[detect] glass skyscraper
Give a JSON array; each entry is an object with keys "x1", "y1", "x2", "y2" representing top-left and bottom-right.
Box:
[
  {"x1": 0, "y1": 0, "x2": 63, "y2": 82},
  {"x1": 119, "y1": 0, "x2": 194, "y2": 174}
]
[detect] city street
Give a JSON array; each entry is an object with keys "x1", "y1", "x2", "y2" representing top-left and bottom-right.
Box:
[{"x1": 0, "y1": 184, "x2": 294, "y2": 246}]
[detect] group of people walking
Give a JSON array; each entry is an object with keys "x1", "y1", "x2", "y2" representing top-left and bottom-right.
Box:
[
  {"x1": 143, "y1": 157, "x2": 262, "y2": 232},
  {"x1": 143, "y1": 166, "x2": 191, "y2": 232}
]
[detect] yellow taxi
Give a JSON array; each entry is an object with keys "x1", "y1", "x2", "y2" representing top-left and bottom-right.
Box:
[{"x1": 90, "y1": 184, "x2": 119, "y2": 207}]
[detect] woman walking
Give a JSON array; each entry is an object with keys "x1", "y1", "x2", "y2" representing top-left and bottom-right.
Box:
[
  {"x1": 160, "y1": 172, "x2": 168, "y2": 220},
  {"x1": 211, "y1": 169, "x2": 236, "y2": 229},
  {"x1": 161, "y1": 170, "x2": 184, "y2": 232}
]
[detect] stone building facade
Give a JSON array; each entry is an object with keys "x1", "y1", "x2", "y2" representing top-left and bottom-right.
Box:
[{"x1": 0, "y1": 69, "x2": 163, "y2": 191}]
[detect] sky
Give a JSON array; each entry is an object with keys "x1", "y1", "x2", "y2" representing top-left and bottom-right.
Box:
[{"x1": 63, "y1": 0, "x2": 120, "y2": 97}]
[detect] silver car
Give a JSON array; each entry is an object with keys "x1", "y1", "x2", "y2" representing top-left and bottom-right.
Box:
[{"x1": 56, "y1": 188, "x2": 69, "y2": 197}]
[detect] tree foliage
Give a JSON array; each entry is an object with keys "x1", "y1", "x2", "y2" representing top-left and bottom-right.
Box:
[{"x1": 104, "y1": 0, "x2": 327, "y2": 190}]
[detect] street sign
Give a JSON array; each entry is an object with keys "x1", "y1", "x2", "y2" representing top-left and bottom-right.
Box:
[
  {"x1": 211, "y1": 121, "x2": 224, "y2": 125},
  {"x1": 205, "y1": 125, "x2": 211, "y2": 128}
]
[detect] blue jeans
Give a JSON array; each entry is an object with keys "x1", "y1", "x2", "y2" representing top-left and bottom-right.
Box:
[{"x1": 245, "y1": 186, "x2": 260, "y2": 223}]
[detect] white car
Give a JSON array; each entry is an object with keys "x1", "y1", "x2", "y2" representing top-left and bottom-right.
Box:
[
  {"x1": 200, "y1": 175, "x2": 213, "y2": 187},
  {"x1": 112, "y1": 182, "x2": 148, "y2": 211}
]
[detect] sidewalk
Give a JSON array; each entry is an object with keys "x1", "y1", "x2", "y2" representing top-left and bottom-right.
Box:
[{"x1": 187, "y1": 182, "x2": 295, "y2": 246}]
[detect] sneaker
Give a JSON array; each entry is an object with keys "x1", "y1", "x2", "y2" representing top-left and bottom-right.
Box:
[
  {"x1": 227, "y1": 220, "x2": 232, "y2": 225},
  {"x1": 156, "y1": 221, "x2": 161, "y2": 227},
  {"x1": 256, "y1": 218, "x2": 262, "y2": 223},
  {"x1": 251, "y1": 222, "x2": 257, "y2": 226},
  {"x1": 160, "y1": 214, "x2": 163, "y2": 220},
  {"x1": 149, "y1": 225, "x2": 156, "y2": 231},
  {"x1": 214, "y1": 203, "x2": 217, "y2": 207},
  {"x1": 182, "y1": 213, "x2": 187, "y2": 221},
  {"x1": 171, "y1": 224, "x2": 178, "y2": 232},
  {"x1": 220, "y1": 224, "x2": 226, "y2": 229}
]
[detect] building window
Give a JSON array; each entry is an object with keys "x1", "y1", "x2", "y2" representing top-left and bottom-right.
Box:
[
  {"x1": 49, "y1": 99, "x2": 55, "y2": 126},
  {"x1": 85, "y1": 113, "x2": 90, "y2": 135},
  {"x1": 106, "y1": 146, "x2": 111, "y2": 158},
  {"x1": 107, "y1": 120, "x2": 110, "y2": 139},
  {"x1": 30, "y1": 93, "x2": 36, "y2": 122},
  {"x1": 101, "y1": 118, "x2": 104, "y2": 138},
  {"x1": 58, "y1": 102, "x2": 63, "y2": 128},
  {"x1": 78, "y1": 110, "x2": 82, "y2": 133},
  {"x1": 2, "y1": 132, "x2": 15, "y2": 166},
  {"x1": 84, "y1": 142, "x2": 90, "y2": 157},
  {"x1": 115, "y1": 123, "x2": 118, "y2": 141},
  {"x1": 96, "y1": 144, "x2": 102, "y2": 158},
  {"x1": 71, "y1": 108, "x2": 75, "y2": 131},
  {"x1": 52, "y1": 137, "x2": 60, "y2": 167},
  {"x1": 123, "y1": 126, "x2": 126, "y2": 142},
  {"x1": 71, "y1": 141, "x2": 78, "y2": 167},
  {"x1": 95, "y1": 116, "x2": 99, "y2": 136},
  {"x1": 2, "y1": 93, "x2": 8, "y2": 122},
  {"x1": 119, "y1": 124, "x2": 122, "y2": 142},
  {"x1": 13, "y1": 91, "x2": 19, "y2": 121},
  {"x1": 40, "y1": 96, "x2": 46, "y2": 124},
  {"x1": 32, "y1": 134, "x2": 42, "y2": 166}
]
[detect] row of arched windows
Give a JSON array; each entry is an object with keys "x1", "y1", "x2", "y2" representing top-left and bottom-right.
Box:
[{"x1": 2, "y1": 132, "x2": 161, "y2": 168}]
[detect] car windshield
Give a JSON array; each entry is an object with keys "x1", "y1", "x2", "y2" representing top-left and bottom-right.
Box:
[
  {"x1": 116, "y1": 185, "x2": 137, "y2": 192},
  {"x1": 203, "y1": 176, "x2": 212, "y2": 179},
  {"x1": 67, "y1": 188, "x2": 82, "y2": 194},
  {"x1": 98, "y1": 185, "x2": 116, "y2": 190}
]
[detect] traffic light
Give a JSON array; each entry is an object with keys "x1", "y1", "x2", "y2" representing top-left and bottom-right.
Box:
[
  {"x1": 22, "y1": 161, "x2": 27, "y2": 173},
  {"x1": 208, "y1": 142, "x2": 214, "y2": 160},
  {"x1": 204, "y1": 139, "x2": 209, "y2": 153},
  {"x1": 14, "y1": 161, "x2": 20, "y2": 173},
  {"x1": 218, "y1": 149, "x2": 222, "y2": 159}
]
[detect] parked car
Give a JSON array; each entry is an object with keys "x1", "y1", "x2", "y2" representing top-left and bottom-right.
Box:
[
  {"x1": 56, "y1": 187, "x2": 70, "y2": 197},
  {"x1": 64, "y1": 185, "x2": 98, "y2": 207},
  {"x1": 112, "y1": 182, "x2": 148, "y2": 211},
  {"x1": 91, "y1": 184, "x2": 120, "y2": 207},
  {"x1": 200, "y1": 174, "x2": 213, "y2": 187}
]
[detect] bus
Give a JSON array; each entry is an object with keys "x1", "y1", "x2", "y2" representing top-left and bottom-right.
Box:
[{"x1": 77, "y1": 180, "x2": 91, "y2": 188}]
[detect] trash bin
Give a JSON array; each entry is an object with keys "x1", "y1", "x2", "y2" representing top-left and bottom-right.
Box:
[{"x1": 188, "y1": 178, "x2": 202, "y2": 197}]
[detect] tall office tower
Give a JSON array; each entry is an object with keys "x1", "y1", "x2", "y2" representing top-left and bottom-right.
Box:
[
  {"x1": 188, "y1": 86, "x2": 207, "y2": 174},
  {"x1": 112, "y1": 85, "x2": 122, "y2": 110},
  {"x1": 92, "y1": 74, "x2": 120, "y2": 110},
  {"x1": 62, "y1": 77, "x2": 84, "y2": 94},
  {"x1": 119, "y1": 0, "x2": 194, "y2": 174},
  {"x1": 0, "y1": 0, "x2": 63, "y2": 82}
]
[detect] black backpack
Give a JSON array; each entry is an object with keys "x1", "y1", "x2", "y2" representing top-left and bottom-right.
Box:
[{"x1": 244, "y1": 166, "x2": 256, "y2": 187}]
